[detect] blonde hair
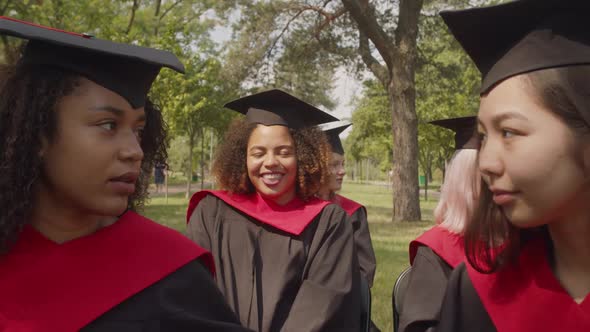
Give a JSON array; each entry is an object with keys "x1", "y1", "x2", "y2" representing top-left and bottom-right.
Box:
[{"x1": 434, "y1": 149, "x2": 480, "y2": 234}]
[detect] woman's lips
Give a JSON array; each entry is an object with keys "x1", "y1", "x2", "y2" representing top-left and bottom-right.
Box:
[
  {"x1": 491, "y1": 189, "x2": 519, "y2": 205},
  {"x1": 108, "y1": 172, "x2": 139, "y2": 195}
]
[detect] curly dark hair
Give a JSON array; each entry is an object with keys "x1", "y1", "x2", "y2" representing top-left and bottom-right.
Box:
[
  {"x1": 0, "y1": 63, "x2": 167, "y2": 253},
  {"x1": 212, "y1": 118, "x2": 331, "y2": 201}
]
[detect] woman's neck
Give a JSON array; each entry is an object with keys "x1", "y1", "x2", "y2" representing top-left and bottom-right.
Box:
[
  {"x1": 548, "y1": 213, "x2": 590, "y2": 303},
  {"x1": 31, "y1": 186, "x2": 116, "y2": 244},
  {"x1": 317, "y1": 188, "x2": 334, "y2": 201}
]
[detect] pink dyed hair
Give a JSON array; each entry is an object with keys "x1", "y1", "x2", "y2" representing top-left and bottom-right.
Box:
[{"x1": 433, "y1": 149, "x2": 480, "y2": 234}]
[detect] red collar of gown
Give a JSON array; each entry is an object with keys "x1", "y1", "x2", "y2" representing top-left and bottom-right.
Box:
[
  {"x1": 468, "y1": 235, "x2": 590, "y2": 331},
  {"x1": 0, "y1": 211, "x2": 212, "y2": 331},
  {"x1": 187, "y1": 190, "x2": 331, "y2": 235}
]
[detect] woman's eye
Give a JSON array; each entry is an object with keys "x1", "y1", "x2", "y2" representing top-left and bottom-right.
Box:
[
  {"x1": 99, "y1": 122, "x2": 116, "y2": 131},
  {"x1": 502, "y1": 129, "x2": 515, "y2": 138}
]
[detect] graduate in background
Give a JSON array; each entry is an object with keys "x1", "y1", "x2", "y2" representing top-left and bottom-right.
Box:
[
  {"x1": 0, "y1": 17, "x2": 249, "y2": 331},
  {"x1": 398, "y1": 116, "x2": 479, "y2": 332},
  {"x1": 319, "y1": 122, "x2": 377, "y2": 287},
  {"x1": 438, "y1": 1, "x2": 590, "y2": 330},
  {"x1": 319, "y1": 122, "x2": 379, "y2": 332},
  {"x1": 186, "y1": 89, "x2": 361, "y2": 332}
]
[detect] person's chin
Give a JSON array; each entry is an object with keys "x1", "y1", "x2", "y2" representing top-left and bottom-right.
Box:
[
  {"x1": 504, "y1": 208, "x2": 543, "y2": 229},
  {"x1": 94, "y1": 196, "x2": 129, "y2": 216}
]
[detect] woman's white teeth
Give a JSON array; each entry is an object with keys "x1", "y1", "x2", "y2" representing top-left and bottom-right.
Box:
[{"x1": 262, "y1": 173, "x2": 282, "y2": 180}]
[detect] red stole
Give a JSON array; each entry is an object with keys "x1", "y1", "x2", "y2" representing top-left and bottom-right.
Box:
[
  {"x1": 187, "y1": 190, "x2": 331, "y2": 236},
  {"x1": 468, "y1": 236, "x2": 590, "y2": 331},
  {"x1": 0, "y1": 211, "x2": 213, "y2": 331},
  {"x1": 409, "y1": 226, "x2": 465, "y2": 268},
  {"x1": 332, "y1": 194, "x2": 363, "y2": 216}
]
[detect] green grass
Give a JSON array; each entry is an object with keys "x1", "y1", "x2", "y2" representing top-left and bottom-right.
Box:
[{"x1": 142, "y1": 182, "x2": 437, "y2": 331}]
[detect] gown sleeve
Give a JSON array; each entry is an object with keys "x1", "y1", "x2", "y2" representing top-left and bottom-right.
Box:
[
  {"x1": 350, "y1": 207, "x2": 377, "y2": 287},
  {"x1": 398, "y1": 246, "x2": 453, "y2": 332},
  {"x1": 83, "y1": 259, "x2": 253, "y2": 332},
  {"x1": 186, "y1": 194, "x2": 218, "y2": 252},
  {"x1": 436, "y1": 263, "x2": 496, "y2": 332},
  {"x1": 280, "y1": 205, "x2": 361, "y2": 332}
]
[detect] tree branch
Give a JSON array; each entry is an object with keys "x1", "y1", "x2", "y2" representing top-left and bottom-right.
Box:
[
  {"x1": 125, "y1": 0, "x2": 139, "y2": 35},
  {"x1": 160, "y1": 0, "x2": 183, "y2": 20},
  {"x1": 264, "y1": 9, "x2": 305, "y2": 60},
  {"x1": 358, "y1": 30, "x2": 389, "y2": 86},
  {"x1": 314, "y1": 6, "x2": 346, "y2": 37},
  {"x1": 154, "y1": 0, "x2": 162, "y2": 35},
  {"x1": 341, "y1": 0, "x2": 396, "y2": 70},
  {"x1": 288, "y1": 2, "x2": 346, "y2": 38}
]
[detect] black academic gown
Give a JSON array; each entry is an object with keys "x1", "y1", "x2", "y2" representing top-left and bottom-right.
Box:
[
  {"x1": 333, "y1": 194, "x2": 377, "y2": 287},
  {"x1": 398, "y1": 247, "x2": 454, "y2": 332},
  {"x1": 350, "y1": 208, "x2": 377, "y2": 286},
  {"x1": 187, "y1": 192, "x2": 361, "y2": 332},
  {"x1": 436, "y1": 263, "x2": 496, "y2": 332},
  {"x1": 398, "y1": 227, "x2": 465, "y2": 332},
  {"x1": 84, "y1": 259, "x2": 252, "y2": 331}
]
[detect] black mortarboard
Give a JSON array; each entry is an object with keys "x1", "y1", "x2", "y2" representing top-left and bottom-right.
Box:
[
  {"x1": 224, "y1": 89, "x2": 339, "y2": 129},
  {"x1": 0, "y1": 16, "x2": 184, "y2": 108},
  {"x1": 323, "y1": 123, "x2": 351, "y2": 155},
  {"x1": 441, "y1": 0, "x2": 590, "y2": 94},
  {"x1": 430, "y1": 116, "x2": 478, "y2": 150}
]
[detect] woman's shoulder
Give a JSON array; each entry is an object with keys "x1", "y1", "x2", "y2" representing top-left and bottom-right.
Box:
[
  {"x1": 309, "y1": 202, "x2": 353, "y2": 234},
  {"x1": 84, "y1": 259, "x2": 249, "y2": 332},
  {"x1": 318, "y1": 201, "x2": 349, "y2": 220},
  {"x1": 437, "y1": 263, "x2": 495, "y2": 332}
]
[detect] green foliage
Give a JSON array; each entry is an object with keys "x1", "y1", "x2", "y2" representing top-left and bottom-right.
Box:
[
  {"x1": 346, "y1": 80, "x2": 392, "y2": 172},
  {"x1": 167, "y1": 135, "x2": 191, "y2": 174},
  {"x1": 215, "y1": 0, "x2": 344, "y2": 109},
  {"x1": 346, "y1": 11, "x2": 481, "y2": 178},
  {"x1": 415, "y1": 13, "x2": 480, "y2": 175}
]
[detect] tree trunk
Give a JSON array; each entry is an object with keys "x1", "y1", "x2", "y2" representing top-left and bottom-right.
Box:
[
  {"x1": 389, "y1": 77, "x2": 421, "y2": 221},
  {"x1": 209, "y1": 129, "x2": 214, "y2": 175},
  {"x1": 425, "y1": 170, "x2": 428, "y2": 201},
  {"x1": 200, "y1": 128, "x2": 205, "y2": 190},
  {"x1": 186, "y1": 133, "x2": 194, "y2": 199},
  {"x1": 341, "y1": 0, "x2": 423, "y2": 221}
]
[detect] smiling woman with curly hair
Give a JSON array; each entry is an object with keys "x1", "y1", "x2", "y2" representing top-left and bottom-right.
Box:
[
  {"x1": 0, "y1": 17, "x2": 248, "y2": 332},
  {"x1": 212, "y1": 118, "x2": 331, "y2": 200},
  {"x1": 187, "y1": 89, "x2": 361, "y2": 332}
]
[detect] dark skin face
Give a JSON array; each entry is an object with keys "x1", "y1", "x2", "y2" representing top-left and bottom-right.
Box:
[
  {"x1": 32, "y1": 78, "x2": 145, "y2": 242},
  {"x1": 246, "y1": 124, "x2": 298, "y2": 205}
]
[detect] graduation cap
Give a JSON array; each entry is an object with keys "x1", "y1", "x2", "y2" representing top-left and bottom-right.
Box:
[
  {"x1": 430, "y1": 116, "x2": 478, "y2": 150},
  {"x1": 440, "y1": 0, "x2": 590, "y2": 94},
  {"x1": 224, "y1": 89, "x2": 339, "y2": 129},
  {"x1": 322, "y1": 122, "x2": 351, "y2": 155},
  {"x1": 0, "y1": 16, "x2": 184, "y2": 108}
]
